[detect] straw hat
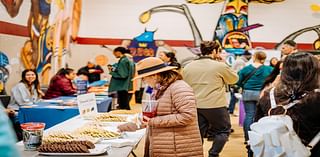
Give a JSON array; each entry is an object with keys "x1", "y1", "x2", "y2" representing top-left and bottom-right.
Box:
[{"x1": 133, "y1": 57, "x2": 177, "y2": 80}]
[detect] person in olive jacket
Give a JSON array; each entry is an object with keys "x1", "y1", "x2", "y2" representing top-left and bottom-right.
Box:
[{"x1": 108, "y1": 47, "x2": 134, "y2": 110}]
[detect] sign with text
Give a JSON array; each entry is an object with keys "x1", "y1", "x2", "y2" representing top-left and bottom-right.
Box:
[
  {"x1": 76, "y1": 79, "x2": 88, "y2": 95},
  {"x1": 77, "y1": 93, "x2": 97, "y2": 116}
]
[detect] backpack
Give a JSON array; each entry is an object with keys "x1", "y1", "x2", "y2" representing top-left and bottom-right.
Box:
[{"x1": 248, "y1": 87, "x2": 320, "y2": 157}]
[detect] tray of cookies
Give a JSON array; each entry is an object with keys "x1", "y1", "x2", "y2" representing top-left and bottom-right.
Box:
[
  {"x1": 38, "y1": 141, "x2": 111, "y2": 156},
  {"x1": 74, "y1": 127, "x2": 121, "y2": 140}
]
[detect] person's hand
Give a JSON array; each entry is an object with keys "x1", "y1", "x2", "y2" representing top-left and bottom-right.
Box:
[
  {"x1": 89, "y1": 69, "x2": 95, "y2": 73},
  {"x1": 38, "y1": 89, "x2": 45, "y2": 97},
  {"x1": 117, "y1": 122, "x2": 139, "y2": 132},
  {"x1": 140, "y1": 116, "x2": 151, "y2": 128},
  {"x1": 5, "y1": 109, "x2": 15, "y2": 117},
  {"x1": 107, "y1": 65, "x2": 113, "y2": 72}
]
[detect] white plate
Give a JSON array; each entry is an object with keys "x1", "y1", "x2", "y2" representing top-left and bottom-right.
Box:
[{"x1": 38, "y1": 144, "x2": 111, "y2": 156}]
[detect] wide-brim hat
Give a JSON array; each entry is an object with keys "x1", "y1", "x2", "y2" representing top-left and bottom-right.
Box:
[{"x1": 133, "y1": 57, "x2": 177, "y2": 80}]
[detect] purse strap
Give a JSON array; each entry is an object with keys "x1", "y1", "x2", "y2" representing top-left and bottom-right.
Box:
[
  {"x1": 241, "y1": 65, "x2": 263, "y2": 86},
  {"x1": 269, "y1": 87, "x2": 320, "y2": 149}
]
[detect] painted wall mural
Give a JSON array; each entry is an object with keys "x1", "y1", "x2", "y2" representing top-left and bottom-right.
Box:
[
  {"x1": 116, "y1": 29, "x2": 176, "y2": 63},
  {"x1": 0, "y1": 51, "x2": 10, "y2": 94},
  {"x1": 275, "y1": 25, "x2": 320, "y2": 51},
  {"x1": 1, "y1": 0, "x2": 82, "y2": 84},
  {"x1": 140, "y1": 4, "x2": 203, "y2": 47},
  {"x1": 139, "y1": 0, "x2": 284, "y2": 57},
  {"x1": 127, "y1": 29, "x2": 158, "y2": 62},
  {"x1": 188, "y1": 0, "x2": 284, "y2": 55}
]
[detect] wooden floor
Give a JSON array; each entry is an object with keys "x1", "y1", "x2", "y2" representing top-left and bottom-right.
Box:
[{"x1": 129, "y1": 102, "x2": 246, "y2": 157}]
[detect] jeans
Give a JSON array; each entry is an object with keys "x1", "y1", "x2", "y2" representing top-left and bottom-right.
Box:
[
  {"x1": 228, "y1": 91, "x2": 238, "y2": 114},
  {"x1": 243, "y1": 100, "x2": 257, "y2": 141}
]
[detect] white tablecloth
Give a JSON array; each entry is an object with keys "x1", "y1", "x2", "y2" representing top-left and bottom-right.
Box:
[{"x1": 17, "y1": 115, "x2": 145, "y2": 157}]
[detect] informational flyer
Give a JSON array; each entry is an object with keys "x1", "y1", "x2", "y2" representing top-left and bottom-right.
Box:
[
  {"x1": 76, "y1": 79, "x2": 88, "y2": 95},
  {"x1": 77, "y1": 93, "x2": 97, "y2": 116}
]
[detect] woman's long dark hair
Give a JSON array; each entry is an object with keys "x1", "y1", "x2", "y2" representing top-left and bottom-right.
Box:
[
  {"x1": 262, "y1": 61, "x2": 283, "y2": 90},
  {"x1": 269, "y1": 57, "x2": 278, "y2": 67},
  {"x1": 163, "y1": 52, "x2": 181, "y2": 69},
  {"x1": 276, "y1": 52, "x2": 320, "y2": 103},
  {"x1": 155, "y1": 70, "x2": 183, "y2": 99},
  {"x1": 20, "y1": 69, "x2": 41, "y2": 96}
]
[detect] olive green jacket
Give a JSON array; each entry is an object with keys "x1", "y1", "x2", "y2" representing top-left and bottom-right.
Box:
[{"x1": 108, "y1": 56, "x2": 134, "y2": 92}]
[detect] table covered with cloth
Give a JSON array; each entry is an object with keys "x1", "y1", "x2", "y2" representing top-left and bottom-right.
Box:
[{"x1": 18, "y1": 95, "x2": 112, "y2": 129}]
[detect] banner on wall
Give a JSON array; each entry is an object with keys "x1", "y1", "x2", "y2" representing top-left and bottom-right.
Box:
[{"x1": 128, "y1": 30, "x2": 158, "y2": 62}]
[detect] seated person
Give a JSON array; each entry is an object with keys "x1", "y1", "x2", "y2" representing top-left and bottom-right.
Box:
[
  {"x1": 43, "y1": 68, "x2": 76, "y2": 99},
  {"x1": 78, "y1": 60, "x2": 104, "y2": 83},
  {"x1": 8, "y1": 69, "x2": 43, "y2": 110},
  {"x1": 7, "y1": 69, "x2": 42, "y2": 141}
]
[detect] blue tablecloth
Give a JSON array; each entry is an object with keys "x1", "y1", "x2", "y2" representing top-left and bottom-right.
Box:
[{"x1": 18, "y1": 95, "x2": 112, "y2": 129}]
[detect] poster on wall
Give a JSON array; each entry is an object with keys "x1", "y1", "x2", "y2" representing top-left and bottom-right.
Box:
[{"x1": 128, "y1": 30, "x2": 158, "y2": 62}]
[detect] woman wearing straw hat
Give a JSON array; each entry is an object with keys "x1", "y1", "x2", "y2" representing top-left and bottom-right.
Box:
[{"x1": 118, "y1": 57, "x2": 203, "y2": 157}]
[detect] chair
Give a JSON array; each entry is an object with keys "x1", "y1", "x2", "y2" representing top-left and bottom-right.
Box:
[{"x1": 0, "y1": 95, "x2": 11, "y2": 108}]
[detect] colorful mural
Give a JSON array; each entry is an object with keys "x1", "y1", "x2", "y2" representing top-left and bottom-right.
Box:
[
  {"x1": 117, "y1": 29, "x2": 176, "y2": 62},
  {"x1": 140, "y1": 4, "x2": 203, "y2": 47},
  {"x1": 0, "y1": 52, "x2": 10, "y2": 94},
  {"x1": 187, "y1": 0, "x2": 284, "y2": 54},
  {"x1": 275, "y1": 25, "x2": 320, "y2": 51},
  {"x1": 127, "y1": 29, "x2": 158, "y2": 62},
  {"x1": 1, "y1": 0, "x2": 81, "y2": 84}
]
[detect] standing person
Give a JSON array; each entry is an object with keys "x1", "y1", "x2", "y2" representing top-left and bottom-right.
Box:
[
  {"x1": 236, "y1": 51, "x2": 272, "y2": 155},
  {"x1": 158, "y1": 51, "x2": 181, "y2": 70},
  {"x1": 0, "y1": 105, "x2": 20, "y2": 157},
  {"x1": 280, "y1": 40, "x2": 297, "y2": 59},
  {"x1": 123, "y1": 49, "x2": 136, "y2": 103},
  {"x1": 232, "y1": 50, "x2": 252, "y2": 72},
  {"x1": 108, "y1": 47, "x2": 134, "y2": 110},
  {"x1": 43, "y1": 68, "x2": 76, "y2": 99},
  {"x1": 260, "y1": 61, "x2": 283, "y2": 97},
  {"x1": 78, "y1": 60, "x2": 104, "y2": 83},
  {"x1": 228, "y1": 50, "x2": 252, "y2": 115},
  {"x1": 255, "y1": 52, "x2": 320, "y2": 156},
  {"x1": 269, "y1": 57, "x2": 279, "y2": 68},
  {"x1": 183, "y1": 41, "x2": 238, "y2": 157},
  {"x1": 118, "y1": 57, "x2": 203, "y2": 157}
]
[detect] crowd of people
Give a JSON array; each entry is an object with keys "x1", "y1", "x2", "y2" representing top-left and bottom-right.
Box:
[
  {"x1": 118, "y1": 40, "x2": 320, "y2": 157},
  {"x1": 1, "y1": 40, "x2": 320, "y2": 157}
]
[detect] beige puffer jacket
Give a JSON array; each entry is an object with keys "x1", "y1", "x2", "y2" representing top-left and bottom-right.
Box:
[{"x1": 145, "y1": 80, "x2": 203, "y2": 157}]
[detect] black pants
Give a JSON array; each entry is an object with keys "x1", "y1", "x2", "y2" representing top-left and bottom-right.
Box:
[
  {"x1": 9, "y1": 115, "x2": 22, "y2": 141},
  {"x1": 198, "y1": 107, "x2": 231, "y2": 157},
  {"x1": 117, "y1": 90, "x2": 130, "y2": 110}
]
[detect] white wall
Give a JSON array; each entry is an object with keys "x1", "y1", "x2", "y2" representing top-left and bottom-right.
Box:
[{"x1": 249, "y1": 0, "x2": 320, "y2": 43}]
